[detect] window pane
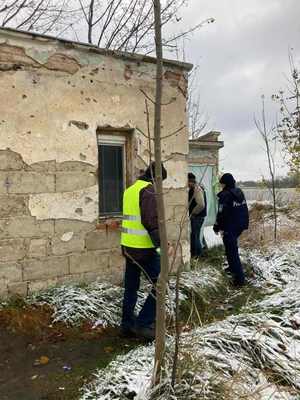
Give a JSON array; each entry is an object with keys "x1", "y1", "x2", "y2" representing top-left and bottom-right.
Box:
[{"x1": 99, "y1": 144, "x2": 124, "y2": 215}]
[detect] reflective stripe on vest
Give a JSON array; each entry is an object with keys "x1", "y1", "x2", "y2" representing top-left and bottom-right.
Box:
[
  {"x1": 121, "y1": 227, "x2": 148, "y2": 236},
  {"x1": 120, "y1": 180, "x2": 155, "y2": 249}
]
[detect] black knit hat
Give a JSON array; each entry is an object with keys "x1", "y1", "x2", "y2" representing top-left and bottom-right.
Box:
[
  {"x1": 144, "y1": 162, "x2": 167, "y2": 181},
  {"x1": 219, "y1": 173, "x2": 236, "y2": 188},
  {"x1": 188, "y1": 172, "x2": 196, "y2": 182}
]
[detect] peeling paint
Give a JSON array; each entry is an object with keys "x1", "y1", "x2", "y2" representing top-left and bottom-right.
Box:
[
  {"x1": 61, "y1": 232, "x2": 74, "y2": 242},
  {"x1": 0, "y1": 43, "x2": 81, "y2": 74},
  {"x1": 164, "y1": 158, "x2": 187, "y2": 189},
  {"x1": 28, "y1": 186, "x2": 98, "y2": 222},
  {"x1": 0, "y1": 28, "x2": 191, "y2": 294},
  {"x1": 69, "y1": 120, "x2": 89, "y2": 130}
]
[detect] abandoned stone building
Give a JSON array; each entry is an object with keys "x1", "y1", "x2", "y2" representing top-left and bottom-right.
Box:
[
  {"x1": 0, "y1": 27, "x2": 223, "y2": 298},
  {"x1": 189, "y1": 132, "x2": 224, "y2": 247},
  {"x1": 0, "y1": 27, "x2": 195, "y2": 297}
]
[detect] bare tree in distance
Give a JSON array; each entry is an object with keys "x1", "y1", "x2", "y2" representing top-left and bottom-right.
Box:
[
  {"x1": 0, "y1": 0, "x2": 214, "y2": 55},
  {"x1": 188, "y1": 65, "x2": 209, "y2": 139},
  {"x1": 272, "y1": 50, "x2": 300, "y2": 183},
  {"x1": 0, "y1": 0, "x2": 69, "y2": 34},
  {"x1": 255, "y1": 95, "x2": 278, "y2": 242}
]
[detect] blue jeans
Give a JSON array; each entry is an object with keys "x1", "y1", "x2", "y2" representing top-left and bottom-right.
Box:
[
  {"x1": 190, "y1": 216, "x2": 205, "y2": 257},
  {"x1": 121, "y1": 253, "x2": 160, "y2": 330},
  {"x1": 223, "y1": 230, "x2": 245, "y2": 285}
]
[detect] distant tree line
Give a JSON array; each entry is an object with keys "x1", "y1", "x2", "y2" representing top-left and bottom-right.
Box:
[{"x1": 238, "y1": 172, "x2": 299, "y2": 189}]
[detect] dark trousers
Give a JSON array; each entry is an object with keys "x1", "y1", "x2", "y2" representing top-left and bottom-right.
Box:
[
  {"x1": 121, "y1": 253, "x2": 160, "y2": 330},
  {"x1": 190, "y1": 216, "x2": 205, "y2": 257},
  {"x1": 223, "y1": 230, "x2": 245, "y2": 285}
]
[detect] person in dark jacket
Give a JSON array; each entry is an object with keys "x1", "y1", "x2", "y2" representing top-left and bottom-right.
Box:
[
  {"x1": 120, "y1": 162, "x2": 167, "y2": 340},
  {"x1": 188, "y1": 173, "x2": 207, "y2": 258},
  {"x1": 213, "y1": 173, "x2": 249, "y2": 286}
]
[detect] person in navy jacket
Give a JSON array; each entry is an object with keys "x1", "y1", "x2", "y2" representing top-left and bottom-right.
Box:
[{"x1": 213, "y1": 173, "x2": 249, "y2": 286}]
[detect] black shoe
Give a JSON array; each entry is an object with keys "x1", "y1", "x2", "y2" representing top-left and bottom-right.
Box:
[
  {"x1": 232, "y1": 279, "x2": 245, "y2": 288},
  {"x1": 223, "y1": 267, "x2": 232, "y2": 275},
  {"x1": 132, "y1": 326, "x2": 155, "y2": 341},
  {"x1": 120, "y1": 326, "x2": 136, "y2": 338}
]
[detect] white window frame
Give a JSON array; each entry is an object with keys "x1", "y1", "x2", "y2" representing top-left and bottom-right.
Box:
[{"x1": 97, "y1": 134, "x2": 126, "y2": 217}]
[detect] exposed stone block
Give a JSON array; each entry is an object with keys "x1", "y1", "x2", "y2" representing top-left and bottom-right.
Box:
[
  {"x1": 85, "y1": 230, "x2": 107, "y2": 251},
  {"x1": 0, "y1": 181, "x2": 7, "y2": 195},
  {"x1": 7, "y1": 281, "x2": 28, "y2": 296},
  {"x1": 54, "y1": 219, "x2": 94, "y2": 235},
  {"x1": 7, "y1": 171, "x2": 55, "y2": 194},
  {"x1": 0, "y1": 279, "x2": 8, "y2": 297},
  {"x1": 164, "y1": 188, "x2": 188, "y2": 206},
  {"x1": 0, "y1": 239, "x2": 26, "y2": 261},
  {"x1": 69, "y1": 250, "x2": 109, "y2": 274},
  {"x1": 55, "y1": 172, "x2": 96, "y2": 192},
  {"x1": 59, "y1": 271, "x2": 101, "y2": 286},
  {"x1": 45, "y1": 53, "x2": 81, "y2": 74},
  {"x1": 109, "y1": 249, "x2": 124, "y2": 273},
  {"x1": 107, "y1": 229, "x2": 121, "y2": 248},
  {"x1": 0, "y1": 195, "x2": 29, "y2": 217},
  {"x1": 23, "y1": 256, "x2": 69, "y2": 281},
  {"x1": 28, "y1": 278, "x2": 58, "y2": 293},
  {"x1": 165, "y1": 205, "x2": 175, "y2": 222},
  {"x1": 30, "y1": 160, "x2": 56, "y2": 173},
  {"x1": 0, "y1": 217, "x2": 54, "y2": 239},
  {"x1": 56, "y1": 161, "x2": 96, "y2": 172},
  {"x1": 0, "y1": 262, "x2": 22, "y2": 282},
  {"x1": 166, "y1": 221, "x2": 189, "y2": 242},
  {"x1": 0, "y1": 149, "x2": 25, "y2": 170},
  {"x1": 51, "y1": 234, "x2": 85, "y2": 256},
  {"x1": 29, "y1": 238, "x2": 48, "y2": 258},
  {"x1": 173, "y1": 205, "x2": 188, "y2": 221}
]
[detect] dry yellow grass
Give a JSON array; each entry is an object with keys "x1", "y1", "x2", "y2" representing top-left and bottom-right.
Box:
[{"x1": 241, "y1": 202, "x2": 300, "y2": 249}]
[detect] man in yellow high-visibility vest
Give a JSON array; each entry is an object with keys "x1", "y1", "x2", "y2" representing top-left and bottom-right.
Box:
[{"x1": 120, "y1": 162, "x2": 167, "y2": 340}]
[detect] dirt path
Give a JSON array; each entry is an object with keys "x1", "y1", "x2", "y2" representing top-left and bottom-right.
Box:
[
  {"x1": 0, "y1": 308, "x2": 137, "y2": 400},
  {"x1": 0, "y1": 248, "x2": 261, "y2": 400}
]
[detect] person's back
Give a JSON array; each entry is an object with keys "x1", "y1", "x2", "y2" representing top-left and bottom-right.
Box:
[
  {"x1": 120, "y1": 162, "x2": 167, "y2": 340},
  {"x1": 188, "y1": 173, "x2": 207, "y2": 258},
  {"x1": 217, "y1": 186, "x2": 249, "y2": 234},
  {"x1": 214, "y1": 173, "x2": 249, "y2": 286}
]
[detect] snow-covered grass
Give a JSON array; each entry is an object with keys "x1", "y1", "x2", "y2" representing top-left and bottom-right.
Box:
[
  {"x1": 81, "y1": 345, "x2": 154, "y2": 400},
  {"x1": 29, "y1": 282, "x2": 124, "y2": 327},
  {"x1": 79, "y1": 241, "x2": 300, "y2": 400},
  {"x1": 26, "y1": 261, "x2": 227, "y2": 328}
]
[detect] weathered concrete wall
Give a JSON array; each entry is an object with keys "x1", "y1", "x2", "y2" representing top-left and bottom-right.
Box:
[
  {"x1": 0, "y1": 29, "x2": 190, "y2": 297},
  {"x1": 188, "y1": 146, "x2": 219, "y2": 167}
]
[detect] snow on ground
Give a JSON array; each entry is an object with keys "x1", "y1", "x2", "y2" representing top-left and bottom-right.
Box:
[
  {"x1": 28, "y1": 263, "x2": 225, "y2": 328},
  {"x1": 79, "y1": 241, "x2": 300, "y2": 400},
  {"x1": 29, "y1": 282, "x2": 124, "y2": 327},
  {"x1": 203, "y1": 225, "x2": 223, "y2": 248},
  {"x1": 81, "y1": 345, "x2": 154, "y2": 400}
]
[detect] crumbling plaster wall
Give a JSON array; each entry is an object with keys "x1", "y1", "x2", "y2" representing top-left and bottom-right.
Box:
[
  {"x1": 188, "y1": 147, "x2": 219, "y2": 168},
  {"x1": 0, "y1": 29, "x2": 190, "y2": 297}
]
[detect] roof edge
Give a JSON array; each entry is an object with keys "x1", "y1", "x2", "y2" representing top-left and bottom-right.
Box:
[{"x1": 0, "y1": 27, "x2": 193, "y2": 71}]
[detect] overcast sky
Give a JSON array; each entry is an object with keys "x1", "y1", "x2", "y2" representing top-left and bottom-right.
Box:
[{"x1": 175, "y1": 0, "x2": 300, "y2": 181}]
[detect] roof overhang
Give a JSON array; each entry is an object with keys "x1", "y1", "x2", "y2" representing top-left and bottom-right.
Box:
[
  {"x1": 0, "y1": 27, "x2": 193, "y2": 72},
  {"x1": 189, "y1": 131, "x2": 224, "y2": 150}
]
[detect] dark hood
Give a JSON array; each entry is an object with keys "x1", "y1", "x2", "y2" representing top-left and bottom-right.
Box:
[{"x1": 229, "y1": 187, "x2": 245, "y2": 202}]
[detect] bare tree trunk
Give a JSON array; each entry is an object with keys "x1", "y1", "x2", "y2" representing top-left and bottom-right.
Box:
[
  {"x1": 255, "y1": 96, "x2": 278, "y2": 242},
  {"x1": 153, "y1": 0, "x2": 169, "y2": 386}
]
